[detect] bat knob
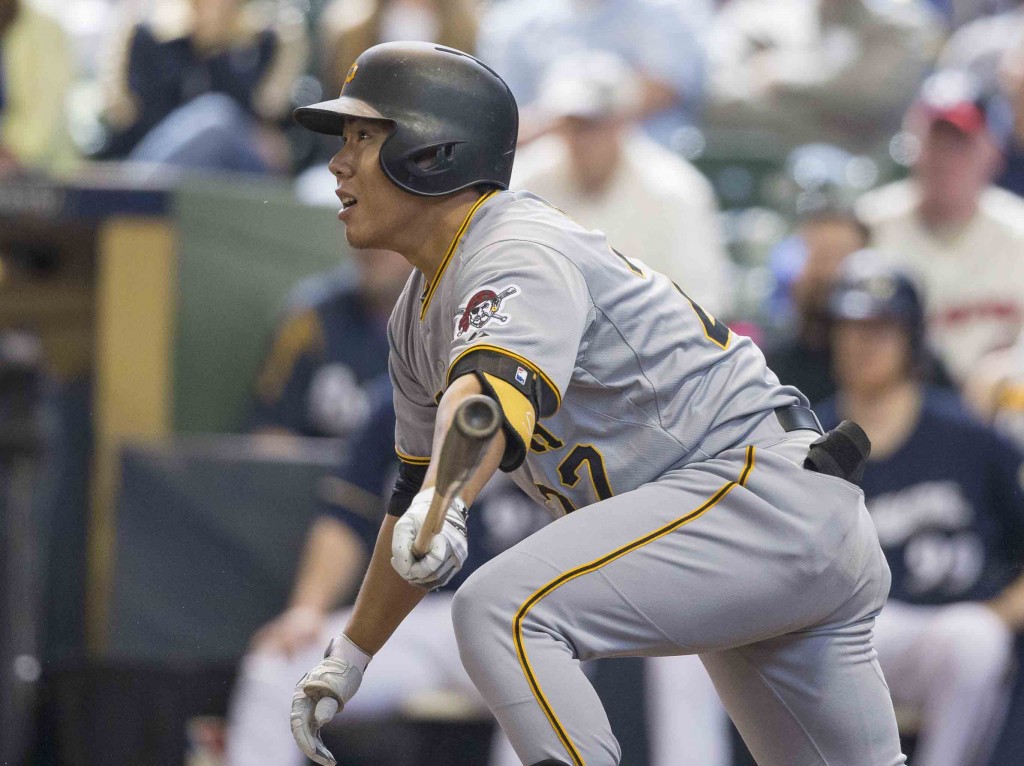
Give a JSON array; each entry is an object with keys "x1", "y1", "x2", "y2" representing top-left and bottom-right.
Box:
[{"x1": 455, "y1": 394, "x2": 501, "y2": 438}]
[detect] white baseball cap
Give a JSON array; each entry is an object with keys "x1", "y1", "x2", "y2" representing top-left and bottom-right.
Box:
[{"x1": 536, "y1": 51, "x2": 641, "y2": 121}]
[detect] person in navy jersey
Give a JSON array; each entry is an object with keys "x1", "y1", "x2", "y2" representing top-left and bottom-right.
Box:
[
  {"x1": 817, "y1": 252, "x2": 1024, "y2": 766},
  {"x1": 249, "y1": 249, "x2": 410, "y2": 438}
]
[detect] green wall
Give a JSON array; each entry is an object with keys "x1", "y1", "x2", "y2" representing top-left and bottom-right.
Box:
[{"x1": 172, "y1": 178, "x2": 349, "y2": 433}]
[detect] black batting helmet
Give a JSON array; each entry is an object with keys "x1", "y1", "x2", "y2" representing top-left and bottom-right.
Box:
[
  {"x1": 294, "y1": 42, "x2": 519, "y2": 197},
  {"x1": 828, "y1": 251, "x2": 926, "y2": 356}
]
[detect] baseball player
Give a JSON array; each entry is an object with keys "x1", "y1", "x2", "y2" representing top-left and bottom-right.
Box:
[{"x1": 288, "y1": 42, "x2": 905, "y2": 765}]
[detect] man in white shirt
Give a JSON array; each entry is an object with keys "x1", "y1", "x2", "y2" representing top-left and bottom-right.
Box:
[
  {"x1": 511, "y1": 53, "x2": 731, "y2": 316},
  {"x1": 857, "y1": 69, "x2": 1024, "y2": 383}
]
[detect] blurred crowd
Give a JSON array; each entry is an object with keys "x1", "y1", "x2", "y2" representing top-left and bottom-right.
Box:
[{"x1": 7, "y1": 0, "x2": 1024, "y2": 764}]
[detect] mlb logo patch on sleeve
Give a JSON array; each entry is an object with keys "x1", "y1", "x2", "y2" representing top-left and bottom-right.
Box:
[{"x1": 516, "y1": 366, "x2": 528, "y2": 385}]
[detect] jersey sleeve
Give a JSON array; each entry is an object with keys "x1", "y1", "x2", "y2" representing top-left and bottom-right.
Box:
[
  {"x1": 446, "y1": 241, "x2": 592, "y2": 467},
  {"x1": 388, "y1": 326, "x2": 436, "y2": 468},
  {"x1": 448, "y1": 241, "x2": 591, "y2": 414}
]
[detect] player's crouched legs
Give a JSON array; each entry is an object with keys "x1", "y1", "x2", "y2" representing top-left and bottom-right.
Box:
[{"x1": 452, "y1": 551, "x2": 621, "y2": 766}]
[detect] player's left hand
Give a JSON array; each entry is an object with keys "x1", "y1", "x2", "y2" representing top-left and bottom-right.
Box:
[
  {"x1": 391, "y1": 487, "x2": 468, "y2": 588},
  {"x1": 290, "y1": 635, "x2": 370, "y2": 765}
]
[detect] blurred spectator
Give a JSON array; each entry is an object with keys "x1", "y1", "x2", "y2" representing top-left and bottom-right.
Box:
[
  {"x1": 935, "y1": 0, "x2": 1018, "y2": 31},
  {"x1": 250, "y1": 249, "x2": 410, "y2": 438},
  {"x1": 939, "y1": 3, "x2": 1024, "y2": 198},
  {"x1": 939, "y1": 1, "x2": 1024, "y2": 90},
  {"x1": 819, "y1": 257, "x2": 1024, "y2": 766},
  {"x1": 0, "y1": 0, "x2": 76, "y2": 175},
  {"x1": 762, "y1": 203, "x2": 868, "y2": 404},
  {"x1": 962, "y1": 328, "x2": 1024, "y2": 448},
  {"x1": 765, "y1": 142, "x2": 880, "y2": 321},
  {"x1": 707, "y1": 0, "x2": 942, "y2": 155},
  {"x1": 858, "y1": 69, "x2": 1024, "y2": 383},
  {"x1": 477, "y1": 0, "x2": 705, "y2": 148},
  {"x1": 512, "y1": 53, "x2": 730, "y2": 314},
  {"x1": 996, "y1": 33, "x2": 1024, "y2": 195},
  {"x1": 318, "y1": 0, "x2": 478, "y2": 99},
  {"x1": 94, "y1": 0, "x2": 308, "y2": 174}
]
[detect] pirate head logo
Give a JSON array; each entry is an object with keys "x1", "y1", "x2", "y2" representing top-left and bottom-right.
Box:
[{"x1": 455, "y1": 285, "x2": 519, "y2": 339}]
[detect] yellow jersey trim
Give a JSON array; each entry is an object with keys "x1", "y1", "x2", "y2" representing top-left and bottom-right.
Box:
[
  {"x1": 447, "y1": 344, "x2": 563, "y2": 412},
  {"x1": 419, "y1": 189, "x2": 499, "y2": 321},
  {"x1": 512, "y1": 446, "x2": 756, "y2": 764},
  {"x1": 395, "y1": 448, "x2": 430, "y2": 466}
]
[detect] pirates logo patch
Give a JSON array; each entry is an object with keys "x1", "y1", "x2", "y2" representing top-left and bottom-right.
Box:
[{"x1": 454, "y1": 285, "x2": 519, "y2": 339}]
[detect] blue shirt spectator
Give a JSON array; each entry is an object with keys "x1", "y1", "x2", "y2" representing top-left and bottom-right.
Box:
[
  {"x1": 250, "y1": 268, "x2": 390, "y2": 438},
  {"x1": 478, "y1": 0, "x2": 705, "y2": 147},
  {"x1": 250, "y1": 248, "x2": 409, "y2": 438}
]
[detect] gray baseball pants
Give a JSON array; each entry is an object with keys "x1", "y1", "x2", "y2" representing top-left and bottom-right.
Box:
[{"x1": 452, "y1": 425, "x2": 906, "y2": 765}]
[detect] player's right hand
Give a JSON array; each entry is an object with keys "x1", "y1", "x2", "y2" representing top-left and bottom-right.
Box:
[
  {"x1": 391, "y1": 487, "x2": 469, "y2": 589},
  {"x1": 290, "y1": 634, "x2": 370, "y2": 766}
]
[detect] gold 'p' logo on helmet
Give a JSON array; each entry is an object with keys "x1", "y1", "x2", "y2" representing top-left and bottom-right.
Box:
[{"x1": 344, "y1": 63, "x2": 358, "y2": 87}]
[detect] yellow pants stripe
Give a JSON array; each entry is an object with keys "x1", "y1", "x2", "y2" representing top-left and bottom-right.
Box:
[{"x1": 512, "y1": 446, "x2": 756, "y2": 765}]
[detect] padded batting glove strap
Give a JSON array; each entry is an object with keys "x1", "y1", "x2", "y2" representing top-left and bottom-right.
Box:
[{"x1": 391, "y1": 486, "x2": 469, "y2": 589}]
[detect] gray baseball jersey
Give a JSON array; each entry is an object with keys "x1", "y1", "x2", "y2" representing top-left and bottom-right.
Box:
[
  {"x1": 389, "y1": 189, "x2": 805, "y2": 511},
  {"x1": 387, "y1": 190, "x2": 904, "y2": 765}
]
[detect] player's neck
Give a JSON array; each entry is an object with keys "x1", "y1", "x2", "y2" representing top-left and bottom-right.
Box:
[
  {"x1": 840, "y1": 380, "x2": 922, "y2": 459},
  {"x1": 400, "y1": 189, "x2": 488, "y2": 282}
]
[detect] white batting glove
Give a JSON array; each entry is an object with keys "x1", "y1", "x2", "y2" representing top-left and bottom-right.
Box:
[
  {"x1": 290, "y1": 634, "x2": 371, "y2": 766},
  {"x1": 391, "y1": 487, "x2": 469, "y2": 589}
]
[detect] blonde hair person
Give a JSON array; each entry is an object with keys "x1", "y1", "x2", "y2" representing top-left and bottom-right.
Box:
[
  {"x1": 319, "y1": 0, "x2": 477, "y2": 97},
  {"x1": 0, "y1": 0, "x2": 76, "y2": 175}
]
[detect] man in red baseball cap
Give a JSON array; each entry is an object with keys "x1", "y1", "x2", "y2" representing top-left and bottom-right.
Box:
[
  {"x1": 857, "y1": 69, "x2": 1024, "y2": 385},
  {"x1": 911, "y1": 70, "x2": 1013, "y2": 231}
]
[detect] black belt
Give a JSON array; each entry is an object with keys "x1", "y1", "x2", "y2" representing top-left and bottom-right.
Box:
[{"x1": 775, "y1": 404, "x2": 823, "y2": 435}]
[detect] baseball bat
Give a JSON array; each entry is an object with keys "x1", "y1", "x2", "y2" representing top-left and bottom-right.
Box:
[{"x1": 412, "y1": 394, "x2": 501, "y2": 558}]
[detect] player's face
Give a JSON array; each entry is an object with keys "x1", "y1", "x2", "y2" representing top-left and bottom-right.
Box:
[
  {"x1": 329, "y1": 118, "x2": 423, "y2": 251},
  {"x1": 832, "y1": 319, "x2": 913, "y2": 394}
]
